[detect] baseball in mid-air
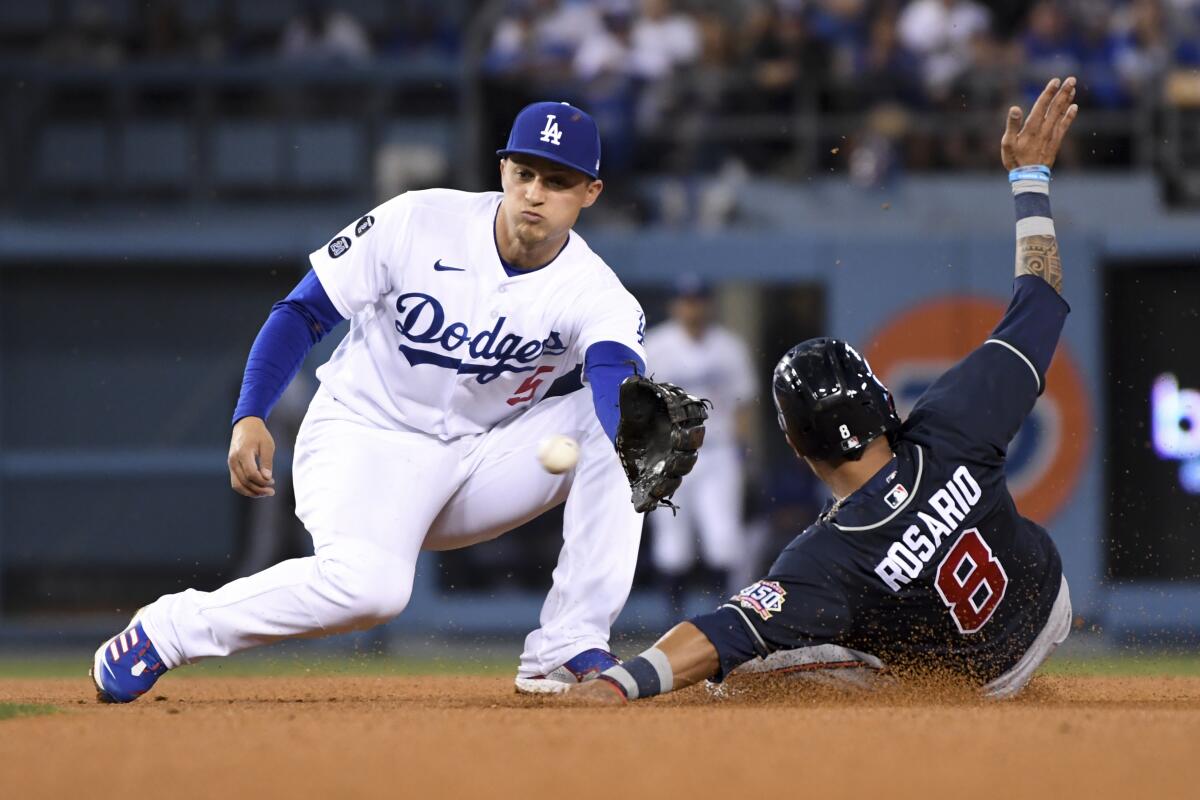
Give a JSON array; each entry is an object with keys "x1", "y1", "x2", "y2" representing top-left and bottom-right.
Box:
[{"x1": 537, "y1": 435, "x2": 580, "y2": 474}]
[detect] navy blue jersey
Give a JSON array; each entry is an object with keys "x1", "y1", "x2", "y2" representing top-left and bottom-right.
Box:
[{"x1": 694, "y1": 276, "x2": 1070, "y2": 683}]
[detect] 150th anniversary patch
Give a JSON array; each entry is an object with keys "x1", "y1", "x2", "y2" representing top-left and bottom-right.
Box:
[
  {"x1": 328, "y1": 236, "x2": 352, "y2": 258},
  {"x1": 733, "y1": 580, "x2": 787, "y2": 620},
  {"x1": 355, "y1": 215, "x2": 375, "y2": 237}
]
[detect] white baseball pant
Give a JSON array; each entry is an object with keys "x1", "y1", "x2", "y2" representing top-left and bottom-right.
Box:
[
  {"x1": 139, "y1": 385, "x2": 643, "y2": 678},
  {"x1": 650, "y1": 445, "x2": 744, "y2": 575}
]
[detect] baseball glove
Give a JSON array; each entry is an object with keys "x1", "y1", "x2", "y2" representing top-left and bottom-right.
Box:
[{"x1": 615, "y1": 374, "x2": 709, "y2": 513}]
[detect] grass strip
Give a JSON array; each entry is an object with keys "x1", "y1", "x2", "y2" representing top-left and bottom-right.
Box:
[{"x1": 0, "y1": 702, "x2": 57, "y2": 720}]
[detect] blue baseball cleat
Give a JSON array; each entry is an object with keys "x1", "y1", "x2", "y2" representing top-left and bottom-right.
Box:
[
  {"x1": 90, "y1": 618, "x2": 168, "y2": 703},
  {"x1": 514, "y1": 648, "x2": 620, "y2": 694}
]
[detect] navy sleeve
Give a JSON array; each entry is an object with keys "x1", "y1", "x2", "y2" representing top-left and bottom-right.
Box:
[
  {"x1": 690, "y1": 607, "x2": 767, "y2": 681},
  {"x1": 990, "y1": 275, "x2": 1069, "y2": 380},
  {"x1": 232, "y1": 270, "x2": 345, "y2": 424},
  {"x1": 691, "y1": 528, "x2": 857, "y2": 681},
  {"x1": 904, "y1": 275, "x2": 1069, "y2": 462},
  {"x1": 583, "y1": 340, "x2": 646, "y2": 444}
]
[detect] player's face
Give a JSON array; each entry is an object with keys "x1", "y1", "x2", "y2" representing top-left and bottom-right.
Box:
[{"x1": 499, "y1": 156, "x2": 603, "y2": 246}]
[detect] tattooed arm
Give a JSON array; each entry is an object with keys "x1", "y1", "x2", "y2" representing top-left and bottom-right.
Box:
[
  {"x1": 1016, "y1": 235, "x2": 1063, "y2": 294},
  {"x1": 1001, "y1": 76, "x2": 1077, "y2": 295}
]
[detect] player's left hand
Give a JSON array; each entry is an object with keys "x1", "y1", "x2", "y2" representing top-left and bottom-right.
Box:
[
  {"x1": 560, "y1": 678, "x2": 627, "y2": 706},
  {"x1": 1001, "y1": 76, "x2": 1079, "y2": 171}
]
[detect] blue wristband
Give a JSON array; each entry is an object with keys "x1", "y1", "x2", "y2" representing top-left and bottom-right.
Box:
[{"x1": 1009, "y1": 165, "x2": 1051, "y2": 183}]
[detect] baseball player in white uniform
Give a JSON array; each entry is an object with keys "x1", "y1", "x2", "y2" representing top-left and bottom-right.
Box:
[
  {"x1": 91, "y1": 102, "x2": 671, "y2": 701},
  {"x1": 643, "y1": 276, "x2": 756, "y2": 606}
]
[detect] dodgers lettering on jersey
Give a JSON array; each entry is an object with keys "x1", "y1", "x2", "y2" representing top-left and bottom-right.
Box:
[
  {"x1": 308, "y1": 189, "x2": 646, "y2": 438},
  {"x1": 392, "y1": 292, "x2": 568, "y2": 382}
]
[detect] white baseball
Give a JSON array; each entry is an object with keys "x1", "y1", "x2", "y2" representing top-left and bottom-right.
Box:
[{"x1": 537, "y1": 435, "x2": 580, "y2": 474}]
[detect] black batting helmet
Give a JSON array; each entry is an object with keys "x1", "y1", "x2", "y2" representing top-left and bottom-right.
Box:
[{"x1": 772, "y1": 338, "x2": 901, "y2": 462}]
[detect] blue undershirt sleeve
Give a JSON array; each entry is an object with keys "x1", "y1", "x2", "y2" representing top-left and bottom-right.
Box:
[
  {"x1": 232, "y1": 269, "x2": 346, "y2": 425},
  {"x1": 583, "y1": 341, "x2": 646, "y2": 444}
]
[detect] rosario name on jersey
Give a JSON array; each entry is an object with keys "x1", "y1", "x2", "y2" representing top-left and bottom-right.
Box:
[
  {"x1": 718, "y1": 281, "x2": 1069, "y2": 681},
  {"x1": 308, "y1": 189, "x2": 647, "y2": 438}
]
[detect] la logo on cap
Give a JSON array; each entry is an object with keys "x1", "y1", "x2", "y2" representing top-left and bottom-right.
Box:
[{"x1": 539, "y1": 114, "x2": 563, "y2": 146}]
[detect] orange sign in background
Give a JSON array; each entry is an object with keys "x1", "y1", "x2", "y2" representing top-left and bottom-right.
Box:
[{"x1": 866, "y1": 296, "x2": 1091, "y2": 524}]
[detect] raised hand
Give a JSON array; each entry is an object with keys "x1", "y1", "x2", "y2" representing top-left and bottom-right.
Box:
[{"x1": 1001, "y1": 77, "x2": 1079, "y2": 171}]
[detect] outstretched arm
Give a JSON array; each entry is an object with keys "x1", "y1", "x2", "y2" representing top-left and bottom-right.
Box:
[
  {"x1": 1002, "y1": 76, "x2": 1078, "y2": 295},
  {"x1": 565, "y1": 536, "x2": 857, "y2": 704},
  {"x1": 903, "y1": 79, "x2": 1078, "y2": 460},
  {"x1": 567, "y1": 622, "x2": 722, "y2": 705},
  {"x1": 989, "y1": 76, "x2": 1078, "y2": 384}
]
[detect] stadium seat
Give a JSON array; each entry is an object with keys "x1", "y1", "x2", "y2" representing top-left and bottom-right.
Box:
[
  {"x1": 36, "y1": 122, "x2": 108, "y2": 190},
  {"x1": 177, "y1": 0, "x2": 224, "y2": 31},
  {"x1": 0, "y1": 3, "x2": 52, "y2": 36},
  {"x1": 376, "y1": 118, "x2": 454, "y2": 195},
  {"x1": 213, "y1": 120, "x2": 282, "y2": 191},
  {"x1": 121, "y1": 121, "x2": 192, "y2": 191},
  {"x1": 236, "y1": 1, "x2": 299, "y2": 36},
  {"x1": 383, "y1": 118, "x2": 455, "y2": 153},
  {"x1": 291, "y1": 121, "x2": 361, "y2": 191},
  {"x1": 338, "y1": 0, "x2": 390, "y2": 29},
  {"x1": 65, "y1": 0, "x2": 134, "y2": 33}
]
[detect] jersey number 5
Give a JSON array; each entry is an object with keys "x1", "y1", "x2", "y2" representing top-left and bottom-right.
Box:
[
  {"x1": 507, "y1": 366, "x2": 555, "y2": 406},
  {"x1": 934, "y1": 528, "x2": 1008, "y2": 634}
]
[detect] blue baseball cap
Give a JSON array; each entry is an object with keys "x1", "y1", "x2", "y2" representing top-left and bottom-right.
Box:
[{"x1": 497, "y1": 101, "x2": 601, "y2": 180}]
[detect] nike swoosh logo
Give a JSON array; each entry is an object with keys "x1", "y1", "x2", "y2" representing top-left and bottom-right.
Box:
[{"x1": 433, "y1": 259, "x2": 466, "y2": 272}]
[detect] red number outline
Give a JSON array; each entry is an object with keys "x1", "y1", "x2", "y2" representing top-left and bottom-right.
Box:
[{"x1": 934, "y1": 528, "x2": 1008, "y2": 634}]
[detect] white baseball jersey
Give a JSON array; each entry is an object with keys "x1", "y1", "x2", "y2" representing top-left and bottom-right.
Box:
[
  {"x1": 643, "y1": 321, "x2": 756, "y2": 449},
  {"x1": 308, "y1": 189, "x2": 647, "y2": 439},
  {"x1": 644, "y1": 320, "x2": 755, "y2": 577},
  {"x1": 140, "y1": 188, "x2": 650, "y2": 682}
]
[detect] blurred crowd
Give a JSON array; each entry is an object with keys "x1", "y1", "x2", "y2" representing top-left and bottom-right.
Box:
[
  {"x1": 483, "y1": 0, "x2": 1200, "y2": 180},
  {"x1": 22, "y1": 1, "x2": 466, "y2": 67},
  {"x1": 8, "y1": 0, "x2": 1200, "y2": 191},
  {"x1": 485, "y1": 0, "x2": 1200, "y2": 107},
  {"x1": 22, "y1": 1, "x2": 1198, "y2": 103}
]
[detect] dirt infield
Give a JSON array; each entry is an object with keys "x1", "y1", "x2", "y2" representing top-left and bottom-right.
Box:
[{"x1": 3, "y1": 674, "x2": 1199, "y2": 799}]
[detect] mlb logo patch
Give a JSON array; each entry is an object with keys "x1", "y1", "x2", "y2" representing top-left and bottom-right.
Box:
[
  {"x1": 733, "y1": 580, "x2": 787, "y2": 621},
  {"x1": 884, "y1": 483, "x2": 908, "y2": 510}
]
